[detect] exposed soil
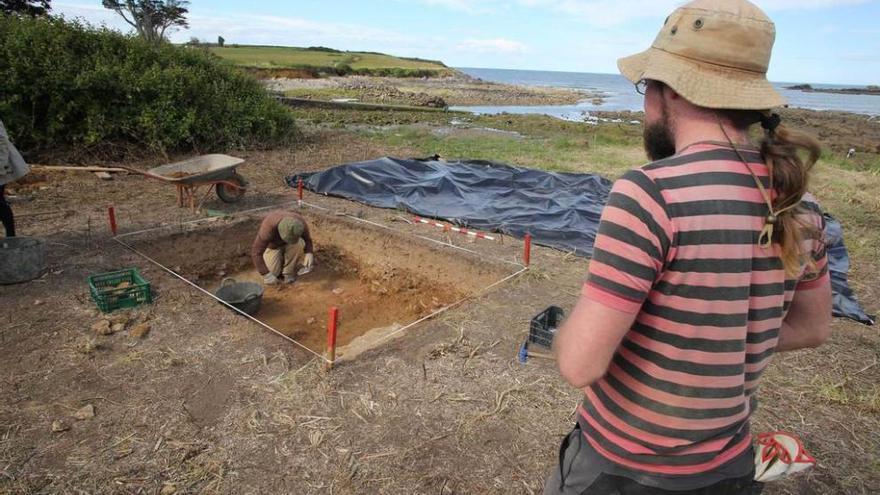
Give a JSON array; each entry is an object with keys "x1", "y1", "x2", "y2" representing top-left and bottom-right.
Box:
[{"x1": 124, "y1": 211, "x2": 508, "y2": 355}]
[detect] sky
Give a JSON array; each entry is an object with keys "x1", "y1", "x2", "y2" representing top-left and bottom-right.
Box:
[{"x1": 53, "y1": 0, "x2": 880, "y2": 85}]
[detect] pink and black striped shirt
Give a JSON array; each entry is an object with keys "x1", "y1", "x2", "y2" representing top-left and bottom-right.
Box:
[{"x1": 578, "y1": 142, "x2": 828, "y2": 478}]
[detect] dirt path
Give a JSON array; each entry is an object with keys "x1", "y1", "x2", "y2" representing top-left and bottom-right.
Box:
[{"x1": 1, "y1": 125, "x2": 878, "y2": 494}]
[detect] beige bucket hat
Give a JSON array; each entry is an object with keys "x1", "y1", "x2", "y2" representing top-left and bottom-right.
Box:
[{"x1": 618, "y1": 0, "x2": 786, "y2": 110}]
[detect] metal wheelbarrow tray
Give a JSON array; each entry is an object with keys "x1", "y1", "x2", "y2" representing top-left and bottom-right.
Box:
[{"x1": 146, "y1": 154, "x2": 248, "y2": 209}]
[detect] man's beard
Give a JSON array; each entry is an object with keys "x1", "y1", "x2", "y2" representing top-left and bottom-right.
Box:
[{"x1": 643, "y1": 114, "x2": 676, "y2": 161}]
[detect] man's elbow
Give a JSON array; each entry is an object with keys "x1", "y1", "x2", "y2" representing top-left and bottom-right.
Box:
[
  {"x1": 804, "y1": 321, "x2": 832, "y2": 348},
  {"x1": 557, "y1": 355, "x2": 605, "y2": 389}
]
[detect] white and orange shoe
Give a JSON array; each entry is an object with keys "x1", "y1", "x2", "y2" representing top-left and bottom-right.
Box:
[{"x1": 754, "y1": 432, "x2": 816, "y2": 482}]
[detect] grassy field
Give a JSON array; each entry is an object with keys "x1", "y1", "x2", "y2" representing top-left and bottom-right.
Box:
[{"x1": 210, "y1": 45, "x2": 447, "y2": 71}]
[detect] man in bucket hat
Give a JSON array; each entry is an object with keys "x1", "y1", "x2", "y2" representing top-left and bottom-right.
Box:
[
  {"x1": 546, "y1": 1, "x2": 831, "y2": 493},
  {"x1": 251, "y1": 210, "x2": 315, "y2": 285}
]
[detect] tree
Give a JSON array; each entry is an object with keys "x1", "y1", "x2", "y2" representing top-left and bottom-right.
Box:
[
  {"x1": 101, "y1": 0, "x2": 189, "y2": 44},
  {"x1": 217, "y1": 35, "x2": 224, "y2": 47},
  {"x1": 1, "y1": 0, "x2": 51, "y2": 16}
]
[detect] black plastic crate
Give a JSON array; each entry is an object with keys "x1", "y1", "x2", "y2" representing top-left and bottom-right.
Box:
[{"x1": 528, "y1": 305, "x2": 564, "y2": 348}]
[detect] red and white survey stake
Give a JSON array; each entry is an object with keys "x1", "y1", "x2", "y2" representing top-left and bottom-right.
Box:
[{"x1": 412, "y1": 216, "x2": 496, "y2": 241}]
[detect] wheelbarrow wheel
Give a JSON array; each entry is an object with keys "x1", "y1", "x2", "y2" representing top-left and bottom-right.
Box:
[{"x1": 216, "y1": 173, "x2": 246, "y2": 203}]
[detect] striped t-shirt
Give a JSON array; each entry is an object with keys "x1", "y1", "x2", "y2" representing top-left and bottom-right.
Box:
[{"x1": 578, "y1": 142, "x2": 829, "y2": 479}]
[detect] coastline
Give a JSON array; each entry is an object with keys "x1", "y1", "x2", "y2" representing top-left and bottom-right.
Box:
[
  {"x1": 264, "y1": 74, "x2": 599, "y2": 107},
  {"x1": 260, "y1": 72, "x2": 880, "y2": 158},
  {"x1": 786, "y1": 84, "x2": 880, "y2": 97}
]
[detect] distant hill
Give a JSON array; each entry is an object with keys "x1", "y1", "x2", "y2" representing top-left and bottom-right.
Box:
[{"x1": 208, "y1": 45, "x2": 455, "y2": 77}]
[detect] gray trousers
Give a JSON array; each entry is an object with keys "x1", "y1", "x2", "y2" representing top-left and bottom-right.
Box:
[{"x1": 543, "y1": 425, "x2": 762, "y2": 495}]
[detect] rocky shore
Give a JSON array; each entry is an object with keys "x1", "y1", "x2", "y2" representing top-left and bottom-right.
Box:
[{"x1": 264, "y1": 74, "x2": 596, "y2": 107}]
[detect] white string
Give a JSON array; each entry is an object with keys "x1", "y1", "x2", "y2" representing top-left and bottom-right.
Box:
[
  {"x1": 116, "y1": 200, "x2": 523, "y2": 269},
  {"x1": 369, "y1": 266, "x2": 529, "y2": 347},
  {"x1": 113, "y1": 236, "x2": 332, "y2": 363},
  {"x1": 110, "y1": 196, "x2": 531, "y2": 364},
  {"x1": 118, "y1": 234, "x2": 527, "y2": 364},
  {"x1": 115, "y1": 202, "x2": 297, "y2": 239},
  {"x1": 300, "y1": 200, "x2": 524, "y2": 267}
]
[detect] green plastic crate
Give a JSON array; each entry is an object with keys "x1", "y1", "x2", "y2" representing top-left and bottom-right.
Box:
[{"x1": 88, "y1": 268, "x2": 152, "y2": 313}]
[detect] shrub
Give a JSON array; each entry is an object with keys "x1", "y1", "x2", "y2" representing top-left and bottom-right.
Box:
[
  {"x1": 305, "y1": 46, "x2": 340, "y2": 53},
  {"x1": 333, "y1": 62, "x2": 353, "y2": 75},
  {"x1": 0, "y1": 14, "x2": 297, "y2": 156}
]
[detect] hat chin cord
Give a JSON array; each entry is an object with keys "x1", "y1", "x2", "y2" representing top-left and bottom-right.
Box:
[{"x1": 716, "y1": 116, "x2": 799, "y2": 249}]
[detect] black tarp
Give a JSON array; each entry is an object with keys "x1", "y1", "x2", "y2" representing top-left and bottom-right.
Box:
[{"x1": 287, "y1": 157, "x2": 873, "y2": 325}]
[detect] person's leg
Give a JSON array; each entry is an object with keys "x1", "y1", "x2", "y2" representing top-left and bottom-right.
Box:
[
  {"x1": 544, "y1": 425, "x2": 616, "y2": 495},
  {"x1": 544, "y1": 427, "x2": 760, "y2": 495},
  {"x1": 262, "y1": 247, "x2": 284, "y2": 277},
  {"x1": 0, "y1": 184, "x2": 15, "y2": 237},
  {"x1": 281, "y1": 239, "x2": 305, "y2": 280},
  {"x1": 611, "y1": 468, "x2": 761, "y2": 495}
]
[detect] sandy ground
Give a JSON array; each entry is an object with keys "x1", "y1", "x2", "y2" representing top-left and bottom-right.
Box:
[{"x1": 1, "y1": 120, "x2": 878, "y2": 494}]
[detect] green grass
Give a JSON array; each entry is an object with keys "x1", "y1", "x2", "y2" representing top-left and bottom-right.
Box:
[
  {"x1": 210, "y1": 45, "x2": 448, "y2": 71},
  {"x1": 352, "y1": 113, "x2": 645, "y2": 177},
  {"x1": 282, "y1": 88, "x2": 363, "y2": 100}
]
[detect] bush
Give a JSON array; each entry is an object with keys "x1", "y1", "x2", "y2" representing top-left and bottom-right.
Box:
[
  {"x1": 305, "y1": 46, "x2": 340, "y2": 53},
  {"x1": 0, "y1": 14, "x2": 297, "y2": 156},
  {"x1": 333, "y1": 62, "x2": 353, "y2": 75},
  {"x1": 351, "y1": 67, "x2": 439, "y2": 78}
]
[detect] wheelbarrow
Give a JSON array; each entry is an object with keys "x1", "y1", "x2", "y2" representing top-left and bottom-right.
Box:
[
  {"x1": 31, "y1": 154, "x2": 248, "y2": 212},
  {"x1": 147, "y1": 154, "x2": 248, "y2": 210},
  {"x1": 215, "y1": 277, "x2": 264, "y2": 316}
]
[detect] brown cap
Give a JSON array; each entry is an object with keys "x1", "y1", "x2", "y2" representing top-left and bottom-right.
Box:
[{"x1": 618, "y1": 0, "x2": 786, "y2": 110}]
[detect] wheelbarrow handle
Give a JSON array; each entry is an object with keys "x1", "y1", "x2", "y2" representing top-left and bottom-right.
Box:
[{"x1": 220, "y1": 277, "x2": 237, "y2": 288}]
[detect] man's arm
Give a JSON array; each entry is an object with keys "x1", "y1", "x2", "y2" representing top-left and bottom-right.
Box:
[
  {"x1": 776, "y1": 276, "x2": 832, "y2": 352},
  {"x1": 554, "y1": 298, "x2": 637, "y2": 388},
  {"x1": 301, "y1": 222, "x2": 314, "y2": 254},
  {"x1": 554, "y1": 169, "x2": 672, "y2": 389},
  {"x1": 251, "y1": 217, "x2": 275, "y2": 275},
  {"x1": 776, "y1": 200, "x2": 832, "y2": 352},
  {"x1": 251, "y1": 235, "x2": 270, "y2": 275}
]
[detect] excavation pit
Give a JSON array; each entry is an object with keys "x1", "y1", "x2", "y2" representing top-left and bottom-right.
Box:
[{"x1": 123, "y1": 208, "x2": 514, "y2": 359}]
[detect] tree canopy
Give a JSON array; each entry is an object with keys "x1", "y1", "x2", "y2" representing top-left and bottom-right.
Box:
[
  {"x1": 102, "y1": 0, "x2": 188, "y2": 43},
  {"x1": 0, "y1": 0, "x2": 51, "y2": 16}
]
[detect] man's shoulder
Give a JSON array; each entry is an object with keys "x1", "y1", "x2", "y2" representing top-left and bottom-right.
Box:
[{"x1": 640, "y1": 145, "x2": 762, "y2": 174}]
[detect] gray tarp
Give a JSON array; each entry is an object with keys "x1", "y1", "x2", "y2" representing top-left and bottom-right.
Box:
[
  {"x1": 287, "y1": 157, "x2": 873, "y2": 325},
  {"x1": 825, "y1": 214, "x2": 875, "y2": 325}
]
